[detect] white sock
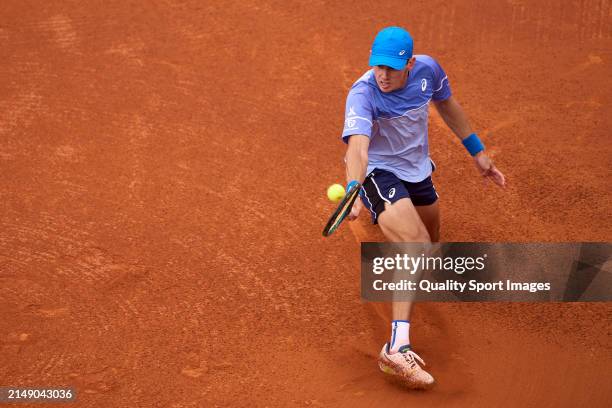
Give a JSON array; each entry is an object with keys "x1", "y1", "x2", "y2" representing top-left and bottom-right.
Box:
[{"x1": 389, "y1": 320, "x2": 410, "y2": 353}]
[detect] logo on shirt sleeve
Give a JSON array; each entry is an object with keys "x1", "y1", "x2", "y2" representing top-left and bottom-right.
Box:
[
  {"x1": 421, "y1": 79, "x2": 427, "y2": 92},
  {"x1": 345, "y1": 106, "x2": 359, "y2": 130}
]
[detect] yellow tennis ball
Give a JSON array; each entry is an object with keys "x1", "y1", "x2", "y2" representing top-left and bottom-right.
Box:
[{"x1": 327, "y1": 183, "x2": 346, "y2": 202}]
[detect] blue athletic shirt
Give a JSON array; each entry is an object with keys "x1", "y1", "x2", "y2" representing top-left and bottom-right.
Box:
[{"x1": 341, "y1": 55, "x2": 451, "y2": 182}]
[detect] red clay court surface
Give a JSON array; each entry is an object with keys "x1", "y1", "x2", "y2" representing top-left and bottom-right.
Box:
[{"x1": 1, "y1": 1, "x2": 611, "y2": 407}]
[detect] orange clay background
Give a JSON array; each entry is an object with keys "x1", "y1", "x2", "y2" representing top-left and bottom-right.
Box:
[{"x1": 1, "y1": 1, "x2": 611, "y2": 407}]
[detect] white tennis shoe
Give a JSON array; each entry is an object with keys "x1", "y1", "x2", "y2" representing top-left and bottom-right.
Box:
[{"x1": 378, "y1": 343, "x2": 435, "y2": 389}]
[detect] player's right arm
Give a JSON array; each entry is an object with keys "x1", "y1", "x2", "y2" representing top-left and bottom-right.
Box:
[
  {"x1": 345, "y1": 135, "x2": 369, "y2": 185},
  {"x1": 345, "y1": 135, "x2": 369, "y2": 220},
  {"x1": 341, "y1": 83, "x2": 374, "y2": 220}
]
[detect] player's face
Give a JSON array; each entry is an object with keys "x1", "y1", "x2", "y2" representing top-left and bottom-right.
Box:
[{"x1": 373, "y1": 58, "x2": 414, "y2": 92}]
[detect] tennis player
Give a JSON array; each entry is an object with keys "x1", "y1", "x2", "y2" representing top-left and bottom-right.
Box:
[{"x1": 342, "y1": 26, "x2": 506, "y2": 389}]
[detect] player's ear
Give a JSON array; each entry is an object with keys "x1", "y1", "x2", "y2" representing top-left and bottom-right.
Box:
[{"x1": 406, "y1": 57, "x2": 416, "y2": 70}]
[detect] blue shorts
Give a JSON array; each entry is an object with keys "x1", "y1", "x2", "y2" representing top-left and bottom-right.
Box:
[{"x1": 359, "y1": 168, "x2": 438, "y2": 224}]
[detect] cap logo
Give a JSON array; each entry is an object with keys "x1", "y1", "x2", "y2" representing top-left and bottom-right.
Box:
[{"x1": 399, "y1": 50, "x2": 406, "y2": 56}]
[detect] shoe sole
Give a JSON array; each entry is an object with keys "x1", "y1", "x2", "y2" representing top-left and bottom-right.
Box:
[{"x1": 378, "y1": 358, "x2": 435, "y2": 390}]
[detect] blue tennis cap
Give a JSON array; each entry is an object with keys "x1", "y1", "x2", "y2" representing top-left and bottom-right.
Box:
[{"x1": 369, "y1": 26, "x2": 414, "y2": 70}]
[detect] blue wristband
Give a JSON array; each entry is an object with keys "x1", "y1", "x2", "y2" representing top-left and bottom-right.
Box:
[
  {"x1": 462, "y1": 133, "x2": 485, "y2": 156},
  {"x1": 346, "y1": 180, "x2": 359, "y2": 192}
]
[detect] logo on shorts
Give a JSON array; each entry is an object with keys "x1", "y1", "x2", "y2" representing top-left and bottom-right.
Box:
[
  {"x1": 421, "y1": 79, "x2": 427, "y2": 92},
  {"x1": 388, "y1": 188, "x2": 396, "y2": 198}
]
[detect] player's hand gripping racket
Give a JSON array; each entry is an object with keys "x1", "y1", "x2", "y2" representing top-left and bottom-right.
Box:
[{"x1": 322, "y1": 181, "x2": 361, "y2": 237}]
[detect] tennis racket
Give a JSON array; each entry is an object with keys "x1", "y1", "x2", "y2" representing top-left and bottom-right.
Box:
[{"x1": 322, "y1": 182, "x2": 362, "y2": 237}]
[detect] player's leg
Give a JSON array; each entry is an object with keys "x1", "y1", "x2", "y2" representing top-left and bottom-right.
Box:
[
  {"x1": 361, "y1": 170, "x2": 435, "y2": 388},
  {"x1": 394, "y1": 179, "x2": 438, "y2": 349},
  {"x1": 361, "y1": 170, "x2": 432, "y2": 346},
  {"x1": 375, "y1": 199, "x2": 435, "y2": 388},
  {"x1": 377, "y1": 198, "x2": 430, "y2": 353}
]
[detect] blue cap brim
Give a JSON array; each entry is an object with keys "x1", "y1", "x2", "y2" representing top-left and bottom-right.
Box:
[{"x1": 369, "y1": 54, "x2": 407, "y2": 70}]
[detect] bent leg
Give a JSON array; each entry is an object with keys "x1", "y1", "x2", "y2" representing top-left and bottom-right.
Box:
[{"x1": 377, "y1": 198, "x2": 431, "y2": 351}]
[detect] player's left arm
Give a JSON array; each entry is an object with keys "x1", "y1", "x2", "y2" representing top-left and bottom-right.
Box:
[{"x1": 433, "y1": 96, "x2": 506, "y2": 187}]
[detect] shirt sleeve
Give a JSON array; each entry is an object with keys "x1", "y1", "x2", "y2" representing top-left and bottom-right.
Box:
[
  {"x1": 341, "y1": 87, "x2": 374, "y2": 143},
  {"x1": 429, "y1": 58, "x2": 451, "y2": 101}
]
